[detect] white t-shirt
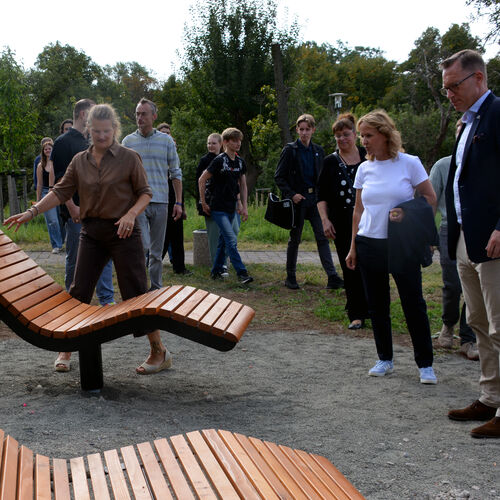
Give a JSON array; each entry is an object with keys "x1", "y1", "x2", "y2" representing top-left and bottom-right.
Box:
[{"x1": 353, "y1": 152, "x2": 428, "y2": 239}]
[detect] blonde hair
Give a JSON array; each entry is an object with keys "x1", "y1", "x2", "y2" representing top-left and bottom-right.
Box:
[
  {"x1": 296, "y1": 113, "x2": 315, "y2": 128},
  {"x1": 87, "y1": 104, "x2": 122, "y2": 141},
  {"x1": 357, "y1": 109, "x2": 403, "y2": 161},
  {"x1": 208, "y1": 132, "x2": 222, "y2": 143}
]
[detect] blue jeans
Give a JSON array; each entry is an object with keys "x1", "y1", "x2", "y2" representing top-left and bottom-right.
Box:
[
  {"x1": 41, "y1": 187, "x2": 63, "y2": 249},
  {"x1": 210, "y1": 211, "x2": 247, "y2": 276},
  {"x1": 205, "y1": 214, "x2": 240, "y2": 266},
  {"x1": 137, "y1": 203, "x2": 168, "y2": 290},
  {"x1": 64, "y1": 218, "x2": 114, "y2": 305}
]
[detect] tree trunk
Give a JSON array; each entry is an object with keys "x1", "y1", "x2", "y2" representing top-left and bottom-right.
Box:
[
  {"x1": 272, "y1": 43, "x2": 292, "y2": 146},
  {"x1": 7, "y1": 175, "x2": 20, "y2": 216},
  {"x1": 0, "y1": 176, "x2": 4, "y2": 224}
]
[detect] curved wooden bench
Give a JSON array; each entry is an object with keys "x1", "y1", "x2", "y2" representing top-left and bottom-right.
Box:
[
  {"x1": 0, "y1": 428, "x2": 365, "y2": 499},
  {"x1": 0, "y1": 230, "x2": 254, "y2": 390}
]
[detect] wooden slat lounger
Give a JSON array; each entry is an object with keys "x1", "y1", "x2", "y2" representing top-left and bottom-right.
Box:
[
  {"x1": 0, "y1": 428, "x2": 366, "y2": 499},
  {"x1": 0, "y1": 230, "x2": 254, "y2": 391}
]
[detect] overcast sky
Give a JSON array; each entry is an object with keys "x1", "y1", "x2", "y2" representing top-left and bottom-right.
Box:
[{"x1": 2, "y1": 0, "x2": 497, "y2": 81}]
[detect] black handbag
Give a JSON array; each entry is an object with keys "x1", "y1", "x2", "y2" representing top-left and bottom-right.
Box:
[{"x1": 264, "y1": 193, "x2": 295, "y2": 230}]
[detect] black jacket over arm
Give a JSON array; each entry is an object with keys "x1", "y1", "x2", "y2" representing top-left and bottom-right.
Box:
[
  {"x1": 274, "y1": 140, "x2": 325, "y2": 200},
  {"x1": 445, "y1": 92, "x2": 500, "y2": 263}
]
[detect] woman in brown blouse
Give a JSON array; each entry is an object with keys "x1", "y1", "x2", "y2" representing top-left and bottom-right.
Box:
[{"x1": 5, "y1": 104, "x2": 172, "y2": 375}]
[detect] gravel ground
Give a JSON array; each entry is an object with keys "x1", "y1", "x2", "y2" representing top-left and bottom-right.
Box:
[{"x1": 0, "y1": 328, "x2": 498, "y2": 499}]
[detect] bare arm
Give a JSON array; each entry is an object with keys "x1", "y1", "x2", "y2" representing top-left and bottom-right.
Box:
[
  {"x1": 415, "y1": 179, "x2": 437, "y2": 214},
  {"x1": 345, "y1": 189, "x2": 364, "y2": 270},
  {"x1": 4, "y1": 191, "x2": 61, "y2": 231},
  {"x1": 317, "y1": 200, "x2": 335, "y2": 239},
  {"x1": 171, "y1": 178, "x2": 183, "y2": 221},
  {"x1": 198, "y1": 169, "x2": 212, "y2": 215},
  {"x1": 47, "y1": 160, "x2": 55, "y2": 188},
  {"x1": 36, "y1": 163, "x2": 43, "y2": 202}
]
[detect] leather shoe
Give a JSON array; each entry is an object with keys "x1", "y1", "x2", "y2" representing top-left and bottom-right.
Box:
[
  {"x1": 459, "y1": 342, "x2": 479, "y2": 361},
  {"x1": 448, "y1": 400, "x2": 497, "y2": 421},
  {"x1": 470, "y1": 417, "x2": 500, "y2": 439}
]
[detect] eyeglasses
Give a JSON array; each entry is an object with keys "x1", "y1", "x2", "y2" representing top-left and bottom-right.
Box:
[{"x1": 440, "y1": 72, "x2": 476, "y2": 96}]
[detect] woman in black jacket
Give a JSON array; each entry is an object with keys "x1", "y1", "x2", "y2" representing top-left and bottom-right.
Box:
[{"x1": 317, "y1": 113, "x2": 369, "y2": 329}]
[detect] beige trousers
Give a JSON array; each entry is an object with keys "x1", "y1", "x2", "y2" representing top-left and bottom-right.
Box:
[{"x1": 457, "y1": 231, "x2": 500, "y2": 416}]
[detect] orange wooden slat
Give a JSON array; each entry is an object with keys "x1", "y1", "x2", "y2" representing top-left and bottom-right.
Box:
[
  {"x1": 185, "y1": 293, "x2": 220, "y2": 327},
  {"x1": 0, "y1": 260, "x2": 38, "y2": 283},
  {"x1": 217, "y1": 430, "x2": 279, "y2": 500},
  {"x1": 0, "y1": 267, "x2": 46, "y2": 295},
  {"x1": 51, "y1": 305, "x2": 101, "y2": 338},
  {"x1": 264, "y1": 440, "x2": 326, "y2": 499},
  {"x1": 310, "y1": 454, "x2": 366, "y2": 500},
  {"x1": 87, "y1": 453, "x2": 111, "y2": 500},
  {"x1": 154, "y1": 438, "x2": 195, "y2": 500},
  {"x1": 0, "y1": 242, "x2": 21, "y2": 259},
  {"x1": 187, "y1": 431, "x2": 242, "y2": 500},
  {"x1": 233, "y1": 433, "x2": 302, "y2": 500},
  {"x1": 142, "y1": 286, "x2": 182, "y2": 315},
  {"x1": 0, "y1": 233, "x2": 14, "y2": 245},
  {"x1": 103, "y1": 449, "x2": 131, "y2": 500},
  {"x1": 126, "y1": 289, "x2": 167, "y2": 318},
  {"x1": 52, "y1": 458, "x2": 71, "y2": 500},
  {"x1": 8, "y1": 283, "x2": 63, "y2": 316},
  {"x1": 64, "y1": 303, "x2": 125, "y2": 337},
  {"x1": 136, "y1": 442, "x2": 173, "y2": 500},
  {"x1": 34, "y1": 454, "x2": 51, "y2": 500},
  {"x1": 27, "y1": 297, "x2": 80, "y2": 333},
  {"x1": 0, "y1": 252, "x2": 30, "y2": 271},
  {"x1": 69, "y1": 457, "x2": 91, "y2": 500},
  {"x1": 292, "y1": 449, "x2": 356, "y2": 500},
  {"x1": 198, "y1": 297, "x2": 231, "y2": 332},
  {"x1": 1, "y1": 275, "x2": 55, "y2": 308},
  {"x1": 120, "y1": 445, "x2": 152, "y2": 500},
  {"x1": 158, "y1": 286, "x2": 196, "y2": 315},
  {"x1": 169, "y1": 434, "x2": 217, "y2": 500},
  {"x1": 0, "y1": 436, "x2": 18, "y2": 500},
  {"x1": 170, "y1": 289, "x2": 209, "y2": 323},
  {"x1": 20, "y1": 292, "x2": 73, "y2": 326},
  {"x1": 39, "y1": 303, "x2": 93, "y2": 338},
  {"x1": 17, "y1": 446, "x2": 34, "y2": 500},
  {"x1": 224, "y1": 305, "x2": 255, "y2": 342},
  {"x1": 84, "y1": 296, "x2": 139, "y2": 332},
  {"x1": 211, "y1": 301, "x2": 243, "y2": 336}
]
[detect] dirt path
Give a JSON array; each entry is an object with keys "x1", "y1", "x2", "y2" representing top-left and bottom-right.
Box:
[{"x1": 1, "y1": 327, "x2": 498, "y2": 499}]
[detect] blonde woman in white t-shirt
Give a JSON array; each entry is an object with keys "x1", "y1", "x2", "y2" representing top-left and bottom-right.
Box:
[{"x1": 346, "y1": 110, "x2": 438, "y2": 384}]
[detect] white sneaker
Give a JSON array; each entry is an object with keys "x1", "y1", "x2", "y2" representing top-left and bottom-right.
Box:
[
  {"x1": 419, "y1": 366, "x2": 437, "y2": 384},
  {"x1": 368, "y1": 360, "x2": 394, "y2": 377}
]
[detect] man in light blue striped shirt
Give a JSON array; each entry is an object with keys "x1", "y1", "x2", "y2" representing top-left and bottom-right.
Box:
[{"x1": 122, "y1": 98, "x2": 183, "y2": 290}]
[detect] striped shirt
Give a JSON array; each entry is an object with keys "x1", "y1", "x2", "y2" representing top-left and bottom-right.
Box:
[{"x1": 122, "y1": 129, "x2": 182, "y2": 203}]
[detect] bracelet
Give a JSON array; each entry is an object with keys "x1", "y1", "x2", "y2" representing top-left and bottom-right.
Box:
[
  {"x1": 27, "y1": 208, "x2": 35, "y2": 219},
  {"x1": 32, "y1": 205, "x2": 39, "y2": 216},
  {"x1": 175, "y1": 202, "x2": 183, "y2": 206}
]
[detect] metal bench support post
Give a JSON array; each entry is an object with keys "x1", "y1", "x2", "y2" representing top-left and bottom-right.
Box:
[{"x1": 79, "y1": 344, "x2": 103, "y2": 391}]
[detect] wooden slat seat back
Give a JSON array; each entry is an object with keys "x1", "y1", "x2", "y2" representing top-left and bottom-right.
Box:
[
  {"x1": 0, "y1": 428, "x2": 365, "y2": 499},
  {"x1": 0, "y1": 230, "x2": 254, "y2": 353}
]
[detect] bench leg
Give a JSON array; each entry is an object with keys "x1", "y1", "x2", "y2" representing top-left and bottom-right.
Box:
[{"x1": 79, "y1": 345, "x2": 103, "y2": 391}]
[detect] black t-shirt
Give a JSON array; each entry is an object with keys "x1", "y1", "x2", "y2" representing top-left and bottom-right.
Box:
[
  {"x1": 50, "y1": 128, "x2": 89, "y2": 207},
  {"x1": 206, "y1": 153, "x2": 246, "y2": 213}
]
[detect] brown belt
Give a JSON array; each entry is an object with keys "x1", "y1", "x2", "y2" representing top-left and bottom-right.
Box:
[{"x1": 307, "y1": 187, "x2": 314, "y2": 194}]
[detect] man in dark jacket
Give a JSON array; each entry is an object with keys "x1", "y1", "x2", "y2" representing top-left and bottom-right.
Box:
[
  {"x1": 442, "y1": 49, "x2": 500, "y2": 439},
  {"x1": 275, "y1": 114, "x2": 343, "y2": 290}
]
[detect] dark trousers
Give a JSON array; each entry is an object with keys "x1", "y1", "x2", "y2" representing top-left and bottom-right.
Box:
[
  {"x1": 438, "y1": 225, "x2": 475, "y2": 344},
  {"x1": 287, "y1": 193, "x2": 337, "y2": 277},
  {"x1": 356, "y1": 235, "x2": 433, "y2": 368},
  {"x1": 70, "y1": 218, "x2": 147, "y2": 305},
  {"x1": 333, "y1": 215, "x2": 368, "y2": 321},
  {"x1": 161, "y1": 202, "x2": 186, "y2": 273}
]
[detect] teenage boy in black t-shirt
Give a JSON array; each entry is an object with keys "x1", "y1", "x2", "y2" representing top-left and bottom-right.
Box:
[{"x1": 198, "y1": 128, "x2": 253, "y2": 284}]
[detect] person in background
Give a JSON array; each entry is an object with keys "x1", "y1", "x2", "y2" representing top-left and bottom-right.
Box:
[
  {"x1": 122, "y1": 99, "x2": 183, "y2": 291},
  {"x1": 60, "y1": 119, "x2": 73, "y2": 135},
  {"x1": 50, "y1": 99, "x2": 115, "y2": 372},
  {"x1": 441, "y1": 49, "x2": 500, "y2": 438},
  {"x1": 198, "y1": 127, "x2": 252, "y2": 284},
  {"x1": 35, "y1": 139, "x2": 63, "y2": 254},
  {"x1": 346, "y1": 109, "x2": 438, "y2": 385},
  {"x1": 5, "y1": 104, "x2": 171, "y2": 375},
  {"x1": 157, "y1": 123, "x2": 191, "y2": 275},
  {"x1": 275, "y1": 114, "x2": 344, "y2": 291},
  {"x1": 429, "y1": 118, "x2": 477, "y2": 360},
  {"x1": 317, "y1": 113, "x2": 369, "y2": 330},
  {"x1": 33, "y1": 137, "x2": 53, "y2": 194},
  {"x1": 196, "y1": 133, "x2": 239, "y2": 272}
]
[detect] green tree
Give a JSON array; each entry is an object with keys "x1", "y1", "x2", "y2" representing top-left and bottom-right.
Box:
[
  {"x1": 467, "y1": 0, "x2": 500, "y2": 43},
  {"x1": 182, "y1": 0, "x2": 298, "y2": 190}
]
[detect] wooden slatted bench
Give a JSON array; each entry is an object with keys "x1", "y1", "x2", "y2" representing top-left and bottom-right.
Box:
[
  {"x1": 0, "y1": 230, "x2": 254, "y2": 391},
  {"x1": 0, "y1": 428, "x2": 365, "y2": 499}
]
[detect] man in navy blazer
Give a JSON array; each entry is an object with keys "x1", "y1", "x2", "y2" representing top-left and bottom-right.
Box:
[{"x1": 442, "y1": 49, "x2": 500, "y2": 439}]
